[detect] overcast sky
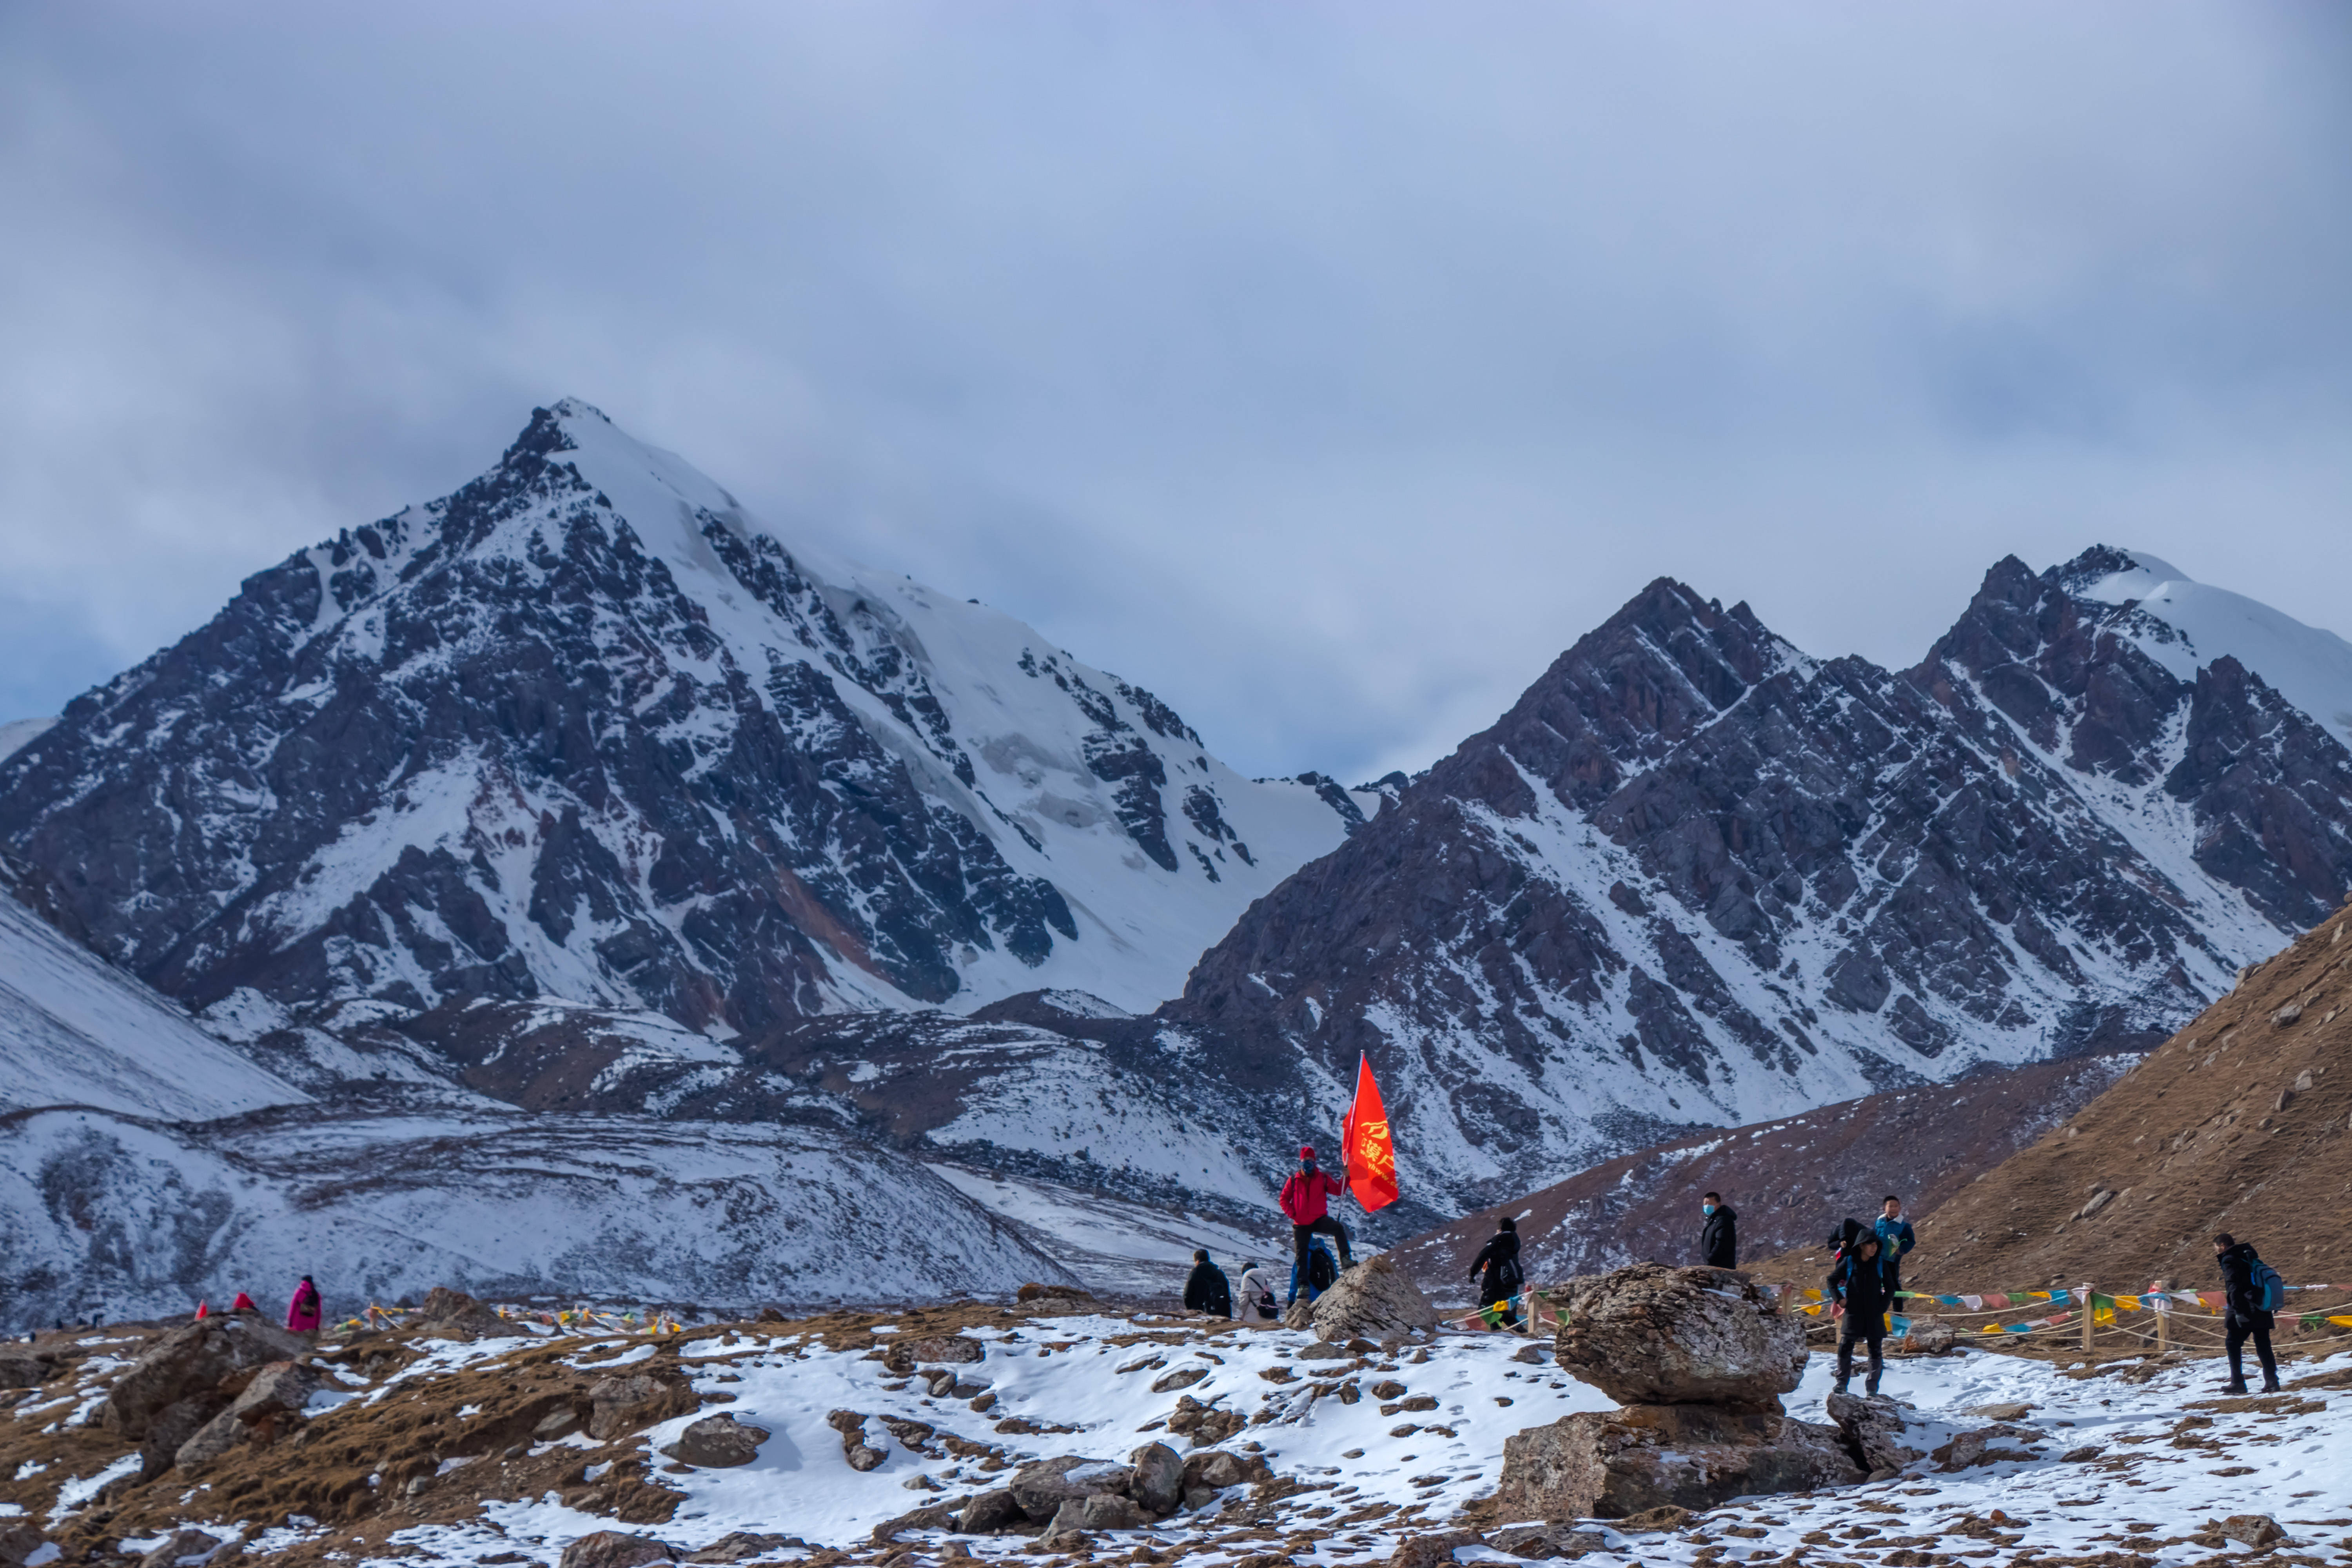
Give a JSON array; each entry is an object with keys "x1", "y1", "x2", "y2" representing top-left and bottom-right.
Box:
[{"x1": 4, "y1": 4, "x2": 2347, "y2": 780}]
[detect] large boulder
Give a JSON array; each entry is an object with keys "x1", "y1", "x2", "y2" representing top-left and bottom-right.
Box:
[
  {"x1": 884, "y1": 1336, "x2": 984, "y2": 1374},
  {"x1": 1550, "y1": 1264, "x2": 1806, "y2": 1407},
  {"x1": 1308, "y1": 1255, "x2": 1438, "y2": 1343},
  {"x1": 1128, "y1": 1441, "x2": 1185, "y2": 1515},
  {"x1": 662, "y1": 1414, "x2": 769, "y2": 1468},
  {"x1": 0, "y1": 1523, "x2": 48, "y2": 1568},
  {"x1": 177, "y1": 1360, "x2": 320, "y2": 1470},
  {"x1": 1497, "y1": 1404, "x2": 1863, "y2": 1519},
  {"x1": 414, "y1": 1286, "x2": 512, "y2": 1341},
  {"x1": 0, "y1": 1346, "x2": 60, "y2": 1389},
  {"x1": 826, "y1": 1410, "x2": 890, "y2": 1471},
  {"x1": 559, "y1": 1533, "x2": 676, "y2": 1568},
  {"x1": 101, "y1": 1318, "x2": 310, "y2": 1440},
  {"x1": 1008, "y1": 1455, "x2": 1132, "y2": 1521},
  {"x1": 1046, "y1": 1494, "x2": 1149, "y2": 1536}
]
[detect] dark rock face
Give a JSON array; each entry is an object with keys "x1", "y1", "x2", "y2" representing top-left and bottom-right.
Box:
[
  {"x1": 0, "y1": 402, "x2": 1359, "y2": 1034},
  {"x1": 1171, "y1": 557, "x2": 2352, "y2": 1201}
]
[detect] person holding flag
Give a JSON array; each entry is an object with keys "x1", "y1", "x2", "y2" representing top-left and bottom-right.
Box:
[{"x1": 1280, "y1": 1145, "x2": 1354, "y2": 1305}]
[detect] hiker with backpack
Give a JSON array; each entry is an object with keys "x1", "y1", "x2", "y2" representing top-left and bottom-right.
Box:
[
  {"x1": 1280, "y1": 1145, "x2": 1355, "y2": 1306},
  {"x1": 1183, "y1": 1249, "x2": 1234, "y2": 1318},
  {"x1": 1700, "y1": 1191, "x2": 1738, "y2": 1268},
  {"x1": 1237, "y1": 1260, "x2": 1282, "y2": 1322},
  {"x1": 1828, "y1": 1232, "x2": 1895, "y2": 1395},
  {"x1": 1469, "y1": 1216, "x2": 1525, "y2": 1328},
  {"x1": 2214, "y1": 1233, "x2": 2283, "y2": 1394}
]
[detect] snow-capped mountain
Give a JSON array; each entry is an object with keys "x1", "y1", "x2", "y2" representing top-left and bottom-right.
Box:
[
  {"x1": 1167, "y1": 550, "x2": 2352, "y2": 1206},
  {"x1": 0, "y1": 402, "x2": 1378, "y2": 1031}
]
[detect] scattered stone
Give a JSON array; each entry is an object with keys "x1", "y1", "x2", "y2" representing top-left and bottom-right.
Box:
[
  {"x1": 136, "y1": 1530, "x2": 224, "y2": 1568},
  {"x1": 1511, "y1": 1345, "x2": 1549, "y2": 1365},
  {"x1": 2060, "y1": 1445, "x2": 2104, "y2": 1463},
  {"x1": 958, "y1": 1489, "x2": 1026, "y2": 1534},
  {"x1": 1016, "y1": 1283, "x2": 1093, "y2": 1303},
  {"x1": 1183, "y1": 1449, "x2": 1247, "y2": 1492},
  {"x1": 1164, "y1": 1394, "x2": 1245, "y2": 1447},
  {"x1": 886, "y1": 1336, "x2": 985, "y2": 1374},
  {"x1": 0, "y1": 1347, "x2": 60, "y2": 1389},
  {"x1": 1129, "y1": 1441, "x2": 1185, "y2": 1515},
  {"x1": 1931, "y1": 1425, "x2": 2041, "y2": 1470},
  {"x1": 1550, "y1": 1264, "x2": 1806, "y2": 1407},
  {"x1": 590, "y1": 1374, "x2": 693, "y2": 1440},
  {"x1": 0, "y1": 1524, "x2": 47, "y2": 1568},
  {"x1": 1151, "y1": 1365, "x2": 1208, "y2": 1394},
  {"x1": 1298, "y1": 1341, "x2": 1346, "y2": 1360},
  {"x1": 828, "y1": 1410, "x2": 891, "y2": 1471},
  {"x1": 754, "y1": 1306, "x2": 790, "y2": 1324},
  {"x1": 662, "y1": 1413, "x2": 770, "y2": 1468},
  {"x1": 1824, "y1": 1393, "x2": 1930, "y2": 1473},
  {"x1": 684, "y1": 1534, "x2": 808, "y2": 1564},
  {"x1": 176, "y1": 1358, "x2": 321, "y2": 1470},
  {"x1": 869, "y1": 1501, "x2": 964, "y2": 1543},
  {"x1": 1893, "y1": 1317, "x2": 1959, "y2": 1357},
  {"x1": 534, "y1": 1405, "x2": 584, "y2": 1439},
  {"x1": 1617, "y1": 1506, "x2": 1696, "y2": 1533},
  {"x1": 1388, "y1": 1528, "x2": 1484, "y2": 1568},
  {"x1": 559, "y1": 1532, "x2": 677, "y2": 1568},
  {"x1": 1963, "y1": 1402, "x2": 2034, "y2": 1421},
  {"x1": 2220, "y1": 1516, "x2": 2284, "y2": 1548},
  {"x1": 1497, "y1": 1404, "x2": 1862, "y2": 1519},
  {"x1": 1308, "y1": 1255, "x2": 1440, "y2": 1342},
  {"x1": 1490, "y1": 1524, "x2": 1606, "y2": 1559},
  {"x1": 1047, "y1": 1494, "x2": 1149, "y2": 1535}
]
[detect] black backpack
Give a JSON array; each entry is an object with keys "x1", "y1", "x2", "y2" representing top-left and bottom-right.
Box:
[
  {"x1": 1495, "y1": 1253, "x2": 1525, "y2": 1296},
  {"x1": 1307, "y1": 1242, "x2": 1338, "y2": 1292}
]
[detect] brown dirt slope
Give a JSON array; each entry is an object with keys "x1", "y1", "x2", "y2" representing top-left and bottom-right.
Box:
[
  {"x1": 1893, "y1": 893, "x2": 2352, "y2": 1298},
  {"x1": 1388, "y1": 1054, "x2": 2128, "y2": 1299}
]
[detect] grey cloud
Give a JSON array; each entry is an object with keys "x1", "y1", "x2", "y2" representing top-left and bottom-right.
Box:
[{"x1": 2, "y1": 2, "x2": 2347, "y2": 780}]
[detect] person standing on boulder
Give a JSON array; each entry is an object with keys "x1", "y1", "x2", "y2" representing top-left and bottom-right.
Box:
[
  {"x1": 287, "y1": 1276, "x2": 322, "y2": 1336},
  {"x1": 1468, "y1": 1216, "x2": 1525, "y2": 1328},
  {"x1": 1183, "y1": 1250, "x2": 1234, "y2": 1318},
  {"x1": 1828, "y1": 1232, "x2": 1894, "y2": 1395},
  {"x1": 1280, "y1": 1145, "x2": 1354, "y2": 1306},
  {"x1": 1700, "y1": 1192, "x2": 1737, "y2": 1269},
  {"x1": 1874, "y1": 1197, "x2": 1916, "y2": 1299},
  {"x1": 2214, "y1": 1234, "x2": 2281, "y2": 1394}
]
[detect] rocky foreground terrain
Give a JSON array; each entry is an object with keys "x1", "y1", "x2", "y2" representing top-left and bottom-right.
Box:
[{"x1": 3, "y1": 1258, "x2": 2348, "y2": 1568}]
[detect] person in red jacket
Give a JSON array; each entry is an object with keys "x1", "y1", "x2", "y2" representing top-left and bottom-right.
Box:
[
  {"x1": 1280, "y1": 1145, "x2": 1354, "y2": 1304},
  {"x1": 287, "y1": 1276, "x2": 323, "y2": 1336}
]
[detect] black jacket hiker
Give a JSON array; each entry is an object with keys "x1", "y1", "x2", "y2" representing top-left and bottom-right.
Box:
[
  {"x1": 1470, "y1": 1230, "x2": 1523, "y2": 1308},
  {"x1": 2217, "y1": 1240, "x2": 2279, "y2": 1392},
  {"x1": 1700, "y1": 1204, "x2": 1738, "y2": 1269},
  {"x1": 1829, "y1": 1247, "x2": 1894, "y2": 1394},
  {"x1": 1183, "y1": 1256, "x2": 1234, "y2": 1318}
]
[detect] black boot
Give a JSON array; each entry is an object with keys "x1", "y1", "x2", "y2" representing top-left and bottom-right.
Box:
[
  {"x1": 2224, "y1": 1377, "x2": 2249, "y2": 1394},
  {"x1": 2263, "y1": 1373, "x2": 2282, "y2": 1393}
]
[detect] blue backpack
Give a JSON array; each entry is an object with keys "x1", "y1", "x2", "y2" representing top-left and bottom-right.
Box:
[{"x1": 2251, "y1": 1261, "x2": 2286, "y2": 1313}]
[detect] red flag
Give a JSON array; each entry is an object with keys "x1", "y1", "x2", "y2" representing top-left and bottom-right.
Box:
[{"x1": 1341, "y1": 1053, "x2": 1399, "y2": 1211}]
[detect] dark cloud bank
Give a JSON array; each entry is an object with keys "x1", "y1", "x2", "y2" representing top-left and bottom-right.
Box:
[{"x1": 3, "y1": 3, "x2": 2347, "y2": 779}]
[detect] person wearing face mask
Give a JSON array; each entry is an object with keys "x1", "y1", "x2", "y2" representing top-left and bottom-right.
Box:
[
  {"x1": 1279, "y1": 1145, "x2": 1354, "y2": 1305},
  {"x1": 1699, "y1": 1191, "x2": 1737, "y2": 1269}
]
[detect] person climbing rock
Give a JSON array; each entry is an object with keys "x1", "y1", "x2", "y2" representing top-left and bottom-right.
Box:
[
  {"x1": 1829, "y1": 1232, "x2": 1894, "y2": 1395},
  {"x1": 2214, "y1": 1233, "x2": 2281, "y2": 1394},
  {"x1": 1875, "y1": 1196, "x2": 1916, "y2": 1299},
  {"x1": 1237, "y1": 1260, "x2": 1281, "y2": 1322},
  {"x1": 287, "y1": 1275, "x2": 323, "y2": 1335},
  {"x1": 1469, "y1": 1216, "x2": 1525, "y2": 1328},
  {"x1": 1183, "y1": 1250, "x2": 1234, "y2": 1318},
  {"x1": 1700, "y1": 1191, "x2": 1737, "y2": 1269},
  {"x1": 1280, "y1": 1145, "x2": 1354, "y2": 1304}
]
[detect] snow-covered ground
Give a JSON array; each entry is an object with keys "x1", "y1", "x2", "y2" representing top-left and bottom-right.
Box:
[{"x1": 41, "y1": 1304, "x2": 2339, "y2": 1568}]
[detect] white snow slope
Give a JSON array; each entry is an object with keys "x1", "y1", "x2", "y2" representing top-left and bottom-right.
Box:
[
  {"x1": 2079, "y1": 550, "x2": 2352, "y2": 747},
  {"x1": 0, "y1": 886, "x2": 305, "y2": 1121},
  {"x1": 0, "y1": 717, "x2": 55, "y2": 762},
  {"x1": 0, "y1": 1100, "x2": 1076, "y2": 1324}
]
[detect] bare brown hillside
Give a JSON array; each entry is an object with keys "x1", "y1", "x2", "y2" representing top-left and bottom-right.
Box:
[
  {"x1": 1387, "y1": 1054, "x2": 2129, "y2": 1300},
  {"x1": 1886, "y1": 893, "x2": 2352, "y2": 1299}
]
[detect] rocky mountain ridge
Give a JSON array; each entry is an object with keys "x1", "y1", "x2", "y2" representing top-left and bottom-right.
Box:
[{"x1": 0, "y1": 401, "x2": 1378, "y2": 1034}]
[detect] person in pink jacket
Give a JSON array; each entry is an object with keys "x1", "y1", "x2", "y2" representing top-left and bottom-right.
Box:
[{"x1": 287, "y1": 1276, "x2": 322, "y2": 1334}]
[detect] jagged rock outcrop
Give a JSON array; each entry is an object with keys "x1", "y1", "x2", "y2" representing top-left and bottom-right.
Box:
[
  {"x1": 1497, "y1": 1403, "x2": 1863, "y2": 1520},
  {"x1": 1304, "y1": 1255, "x2": 1439, "y2": 1343}
]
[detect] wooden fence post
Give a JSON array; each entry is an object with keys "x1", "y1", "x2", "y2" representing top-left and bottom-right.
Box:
[
  {"x1": 2081, "y1": 1284, "x2": 2096, "y2": 1355},
  {"x1": 2154, "y1": 1279, "x2": 2170, "y2": 1355}
]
